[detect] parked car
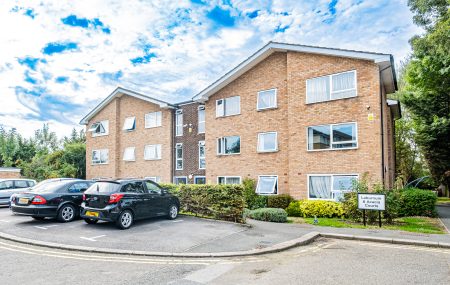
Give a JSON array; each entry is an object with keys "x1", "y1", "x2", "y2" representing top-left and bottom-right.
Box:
[
  {"x1": 80, "y1": 179, "x2": 180, "y2": 229},
  {"x1": 0, "y1": 178, "x2": 37, "y2": 206},
  {"x1": 10, "y1": 179, "x2": 93, "y2": 222}
]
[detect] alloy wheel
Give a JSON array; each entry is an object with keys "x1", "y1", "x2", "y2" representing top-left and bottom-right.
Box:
[{"x1": 61, "y1": 206, "x2": 74, "y2": 221}]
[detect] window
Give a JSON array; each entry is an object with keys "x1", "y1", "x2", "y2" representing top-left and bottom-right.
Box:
[
  {"x1": 0, "y1": 180, "x2": 13, "y2": 190},
  {"x1": 306, "y1": 70, "x2": 357, "y2": 103},
  {"x1": 68, "y1": 183, "x2": 89, "y2": 193},
  {"x1": 308, "y1": 122, "x2": 357, "y2": 150},
  {"x1": 217, "y1": 136, "x2": 240, "y2": 155},
  {"x1": 14, "y1": 180, "x2": 29, "y2": 188},
  {"x1": 88, "y1": 120, "x2": 109, "y2": 137},
  {"x1": 257, "y1": 132, "x2": 278, "y2": 152},
  {"x1": 194, "y1": 176, "x2": 206, "y2": 184},
  {"x1": 145, "y1": 111, "x2": 162, "y2": 128},
  {"x1": 144, "y1": 144, "x2": 162, "y2": 160},
  {"x1": 308, "y1": 174, "x2": 358, "y2": 201},
  {"x1": 145, "y1": 181, "x2": 162, "y2": 194},
  {"x1": 122, "y1": 182, "x2": 145, "y2": 193},
  {"x1": 175, "y1": 110, "x2": 183, "y2": 136},
  {"x1": 256, "y1": 176, "x2": 278, "y2": 194},
  {"x1": 92, "y1": 149, "x2": 108, "y2": 164},
  {"x1": 217, "y1": 176, "x2": 241, "y2": 184},
  {"x1": 123, "y1": 147, "x2": 136, "y2": 161},
  {"x1": 216, "y1": 96, "x2": 240, "y2": 117},
  {"x1": 145, "y1": 177, "x2": 161, "y2": 183},
  {"x1": 174, "y1": 176, "x2": 187, "y2": 185},
  {"x1": 199, "y1": 141, "x2": 206, "y2": 169},
  {"x1": 257, "y1": 89, "x2": 277, "y2": 110},
  {"x1": 175, "y1": 143, "x2": 183, "y2": 170},
  {"x1": 198, "y1": 105, "x2": 205, "y2": 133},
  {"x1": 123, "y1": 117, "x2": 136, "y2": 131}
]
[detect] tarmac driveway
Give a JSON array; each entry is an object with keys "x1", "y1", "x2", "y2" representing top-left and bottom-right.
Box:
[{"x1": 437, "y1": 205, "x2": 450, "y2": 232}]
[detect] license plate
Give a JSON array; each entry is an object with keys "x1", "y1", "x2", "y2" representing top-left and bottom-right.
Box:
[
  {"x1": 85, "y1": 211, "x2": 99, "y2": 217},
  {"x1": 19, "y1": 198, "x2": 29, "y2": 204}
]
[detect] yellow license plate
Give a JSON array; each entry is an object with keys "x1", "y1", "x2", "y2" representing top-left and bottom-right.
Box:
[
  {"x1": 19, "y1": 198, "x2": 29, "y2": 204},
  {"x1": 85, "y1": 211, "x2": 99, "y2": 217}
]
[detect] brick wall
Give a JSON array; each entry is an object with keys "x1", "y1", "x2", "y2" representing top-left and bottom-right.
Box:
[{"x1": 0, "y1": 170, "x2": 21, "y2": 179}]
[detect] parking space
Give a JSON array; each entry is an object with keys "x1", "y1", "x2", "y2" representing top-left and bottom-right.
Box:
[{"x1": 0, "y1": 207, "x2": 249, "y2": 252}]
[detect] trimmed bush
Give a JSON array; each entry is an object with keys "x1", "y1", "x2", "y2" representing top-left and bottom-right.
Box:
[
  {"x1": 299, "y1": 200, "x2": 345, "y2": 218},
  {"x1": 268, "y1": 194, "x2": 294, "y2": 209},
  {"x1": 286, "y1": 201, "x2": 303, "y2": 217},
  {"x1": 243, "y1": 178, "x2": 268, "y2": 210},
  {"x1": 246, "y1": 208, "x2": 288, "y2": 223},
  {"x1": 399, "y1": 188, "x2": 437, "y2": 217}
]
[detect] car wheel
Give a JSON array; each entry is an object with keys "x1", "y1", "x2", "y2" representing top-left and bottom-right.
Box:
[
  {"x1": 32, "y1": 216, "x2": 45, "y2": 221},
  {"x1": 116, "y1": 210, "x2": 133, "y2": 230},
  {"x1": 167, "y1": 204, "x2": 178, "y2": 220},
  {"x1": 84, "y1": 218, "x2": 98, "y2": 224},
  {"x1": 57, "y1": 204, "x2": 76, "y2": 223}
]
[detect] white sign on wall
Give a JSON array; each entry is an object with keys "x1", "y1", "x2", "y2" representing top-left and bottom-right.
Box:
[{"x1": 357, "y1": 193, "x2": 385, "y2": 211}]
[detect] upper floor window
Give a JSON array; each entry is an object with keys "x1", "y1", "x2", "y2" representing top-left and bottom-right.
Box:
[
  {"x1": 198, "y1": 105, "x2": 205, "y2": 134},
  {"x1": 257, "y1": 132, "x2": 278, "y2": 152},
  {"x1": 144, "y1": 144, "x2": 161, "y2": 160},
  {"x1": 308, "y1": 122, "x2": 357, "y2": 151},
  {"x1": 199, "y1": 141, "x2": 206, "y2": 169},
  {"x1": 218, "y1": 176, "x2": 241, "y2": 185},
  {"x1": 88, "y1": 120, "x2": 109, "y2": 137},
  {"x1": 306, "y1": 70, "x2": 357, "y2": 104},
  {"x1": 216, "y1": 96, "x2": 240, "y2": 117},
  {"x1": 145, "y1": 111, "x2": 162, "y2": 128},
  {"x1": 257, "y1": 89, "x2": 277, "y2": 110},
  {"x1": 123, "y1": 117, "x2": 136, "y2": 131},
  {"x1": 123, "y1": 147, "x2": 136, "y2": 161},
  {"x1": 92, "y1": 149, "x2": 109, "y2": 164},
  {"x1": 217, "y1": 136, "x2": 240, "y2": 155},
  {"x1": 175, "y1": 110, "x2": 183, "y2": 136},
  {"x1": 175, "y1": 143, "x2": 183, "y2": 170}
]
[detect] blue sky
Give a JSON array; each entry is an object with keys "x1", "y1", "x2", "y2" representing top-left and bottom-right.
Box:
[{"x1": 0, "y1": 0, "x2": 420, "y2": 137}]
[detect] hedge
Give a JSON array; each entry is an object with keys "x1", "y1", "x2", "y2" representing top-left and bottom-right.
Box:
[
  {"x1": 160, "y1": 183, "x2": 245, "y2": 223},
  {"x1": 268, "y1": 194, "x2": 294, "y2": 209},
  {"x1": 286, "y1": 200, "x2": 345, "y2": 218},
  {"x1": 399, "y1": 188, "x2": 437, "y2": 217},
  {"x1": 242, "y1": 178, "x2": 267, "y2": 210},
  {"x1": 246, "y1": 208, "x2": 288, "y2": 223}
]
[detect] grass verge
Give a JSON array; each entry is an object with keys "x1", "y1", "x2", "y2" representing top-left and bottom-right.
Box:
[{"x1": 287, "y1": 216, "x2": 446, "y2": 234}]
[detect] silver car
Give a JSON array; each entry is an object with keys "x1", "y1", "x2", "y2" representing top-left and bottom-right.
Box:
[{"x1": 0, "y1": 179, "x2": 37, "y2": 206}]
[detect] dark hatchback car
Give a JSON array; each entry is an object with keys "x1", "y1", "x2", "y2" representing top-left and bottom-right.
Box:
[
  {"x1": 80, "y1": 179, "x2": 180, "y2": 229},
  {"x1": 10, "y1": 179, "x2": 93, "y2": 222}
]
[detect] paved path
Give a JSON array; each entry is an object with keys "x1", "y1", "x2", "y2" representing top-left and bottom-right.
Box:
[{"x1": 437, "y1": 205, "x2": 450, "y2": 232}]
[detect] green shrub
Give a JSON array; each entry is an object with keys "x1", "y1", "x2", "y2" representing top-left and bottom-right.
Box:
[
  {"x1": 246, "y1": 208, "x2": 288, "y2": 223},
  {"x1": 299, "y1": 200, "x2": 345, "y2": 218},
  {"x1": 268, "y1": 194, "x2": 294, "y2": 209},
  {"x1": 286, "y1": 201, "x2": 303, "y2": 217},
  {"x1": 399, "y1": 188, "x2": 437, "y2": 217},
  {"x1": 159, "y1": 183, "x2": 179, "y2": 195},
  {"x1": 242, "y1": 178, "x2": 267, "y2": 210}
]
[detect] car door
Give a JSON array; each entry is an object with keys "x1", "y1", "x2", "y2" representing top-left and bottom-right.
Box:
[
  {"x1": 0, "y1": 180, "x2": 14, "y2": 204},
  {"x1": 144, "y1": 180, "x2": 166, "y2": 216},
  {"x1": 122, "y1": 182, "x2": 147, "y2": 219}
]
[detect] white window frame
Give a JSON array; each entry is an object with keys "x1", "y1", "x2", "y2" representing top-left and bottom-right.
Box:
[
  {"x1": 175, "y1": 143, "x2": 183, "y2": 170},
  {"x1": 145, "y1": 176, "x2": 161, "y2": 183},
  {"x1": 92, "y1": 149, "x2": 109, "y2": 165},
  {"x1": 123, "y1": 116, "x2": 136, "y2": 131},
  {"x1": 174, "y1": 176, "x2": 188, "y2": 185},
  {"x1": 198, "y1": 105, "x2": 205, "y2": 134},
  {"x1": 217, "y1": 176, "x2": 242, "y2": 185},
  {"x1": 194, "y1": 176, "x2": 206, "y2": 184},
  {"x1": 217, "y1": 136, "x2": 241, "y2": 155},
  {"x1": 123, "y1": 147, "x2": 136, "y2": 161},
  {"x1": 307, "y1": 174, "x2": 359, "y2": 201},
  {"x1": 306, "y1": 70, "x2": 357, "y2": 104},
  {"x1": 199, "y1": 141, "x2": 206, "y2": 169},
  {"x1": 175, "y1": 110, "x2": 183, "y2": 136},
  {"x1": 89, "y1": 120, "x2": 109, "y2": 137},
  {"x1": 144, "y1": 144, "x2": 162, "y2": 160},
  {"x1": 257, "y1": 88, "x2": 278, "y2": 111},
  {"x1": 307, "y1": 122, "x2": 358, "y2": 151},
  {"x1": 145, "y1": 111, "x2": 162, "y2": 129},
  {"x1": 257, "y1": 132, "x2": 278, "y2": 152},
  {"x1": 216, "y1": 96, "x2": 240, "y2": 117},
  {"x1": 256, "y1": 175, "x2": 278, "y2": 195}
]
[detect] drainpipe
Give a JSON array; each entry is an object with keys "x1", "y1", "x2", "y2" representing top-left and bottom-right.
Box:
[
  {"x1": 379, "y1": 65, "x2": 391, "y2": 187},
  {"x1": 171, "y1": 108, "x2": 175, "y2": 183}
]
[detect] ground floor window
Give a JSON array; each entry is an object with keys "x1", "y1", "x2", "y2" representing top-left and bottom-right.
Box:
[
  {"x1": 217, "y1": 176, "x2": 241, "y2": 185},
  {"x1": 308, "y1": 174, "x2": 358, "y2": 201},
  {"x1": 174, "y1": 176, "x2": 187, "y2": 185},
  {"x1": 256, "y1": 176, "x2": 278, "y2": 194},
  {"x1": 194, "y1": 176, "x2": 206, "y2": 184}
]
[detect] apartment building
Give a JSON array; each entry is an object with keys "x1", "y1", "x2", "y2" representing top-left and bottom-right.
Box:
[{"x1": 80, "y1": 42, "x2": 400, "y2": 200}]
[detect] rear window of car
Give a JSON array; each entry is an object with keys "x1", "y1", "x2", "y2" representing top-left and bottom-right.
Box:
[
  {"x1": 32, "y1": 181, "x2": 73, "y2": 193},
  {"x1": 85, "y1": 182, "x2": 121, "y2": 194},
  {"x1": 0, "y1": 181, "x2": 13, "y2": 190}
]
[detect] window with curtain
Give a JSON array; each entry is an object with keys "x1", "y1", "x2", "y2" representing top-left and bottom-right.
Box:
[
  {"x1": 258, "y1": 132, "x2": 278, "y2": 152},
  {"x1": 306, "y1": 70, "x2": 356, "y2": 103},
  {"x1": 309, "y1": 176, "x2": 332, "y2": 199},
  {"x1": 175, "y1": 110, "x2": 183, "y2": 136},
  {"x1": 308, "y1": 122, "x2": 357, "y2": 150},
  {"x1": 218, "y1": 176, "x2": 241, "y2": 184},
  {"x1": 198, "y1": 106, "x2": 205, "y2": 133},
  {"x1": 256, "y1": 176, "x2": 278, "y2": 194},
  {"x1": 145, "y1": 112, "x2": 162, "y2": 128},
  {"x1": 144, "y1": 144, "x2": 161, "y2": 160},
  {"x1": 216, "y1": 96, "x2": 240, "y2": 117},
  {"x1": 309, "y1": 175, "x2": 357, "y2": 201},
  {"x1": 175, "y1": 143, "x2": 183, "y2": 170},
  {"x1": 257, "y1": 89, "x2": 277, "y2": 110},
  {"x1": 92, "y1": 149, "x2": 109, "y2": 164},
  {"x1": 123, "y1": 147, "x2": 135, "y2": 161}
]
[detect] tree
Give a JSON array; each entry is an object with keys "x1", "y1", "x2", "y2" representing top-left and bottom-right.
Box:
[
  {"x1": 404, "y1": 0, "x2": 450, "y2": 194},
  {"x1": 34, "y1": 124, "x2": 59, "y2": 153}
]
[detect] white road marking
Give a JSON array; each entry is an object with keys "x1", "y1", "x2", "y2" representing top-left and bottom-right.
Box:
[
  {"x1": 34, "y1": 225, "x2": 59, "y2": 230},
  {"x1": 80, "y1": 235, "x2": 106, "y2": 242},
  {"x1": 172, "y1": 220, "x2": 183, "y2": 223},
  {"x1": 0, "y1": 220, "x2": 10, "y2": 223}
]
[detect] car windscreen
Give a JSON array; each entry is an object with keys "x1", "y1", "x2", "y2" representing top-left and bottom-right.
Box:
[
  {"x1": 85, "y1": 182, "x2": 121, "y2": 194},
  {"x1": 31, "y1": 181, "x2": 72, "y2": 193}
]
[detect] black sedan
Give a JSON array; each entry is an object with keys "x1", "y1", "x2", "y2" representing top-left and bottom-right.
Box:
[
  {"x1": 10, "y1": 179, "x2": 93, "y2": 222},
  {"x1": 80, "y1": 179, "x2": 180, "y2": 229}
]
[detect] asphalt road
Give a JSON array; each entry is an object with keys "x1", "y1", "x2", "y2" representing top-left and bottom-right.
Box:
[
  {"x1": 0, "y1": 237, "x2": 448, "y2": 285},
  {"x1": 437, "y1": 205, "x2": 450, "y2": 232}
]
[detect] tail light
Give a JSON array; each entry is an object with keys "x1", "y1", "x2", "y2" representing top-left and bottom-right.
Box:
[
  {"x1": 31, "y1": 195, "x2": 47, "y2": 205},
  {"x1": 108, "y1": 193, "x2": 124, "y2": 204},
  {"x1": 82, "y1": 194, "x2": 86, "y2": 201}
]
